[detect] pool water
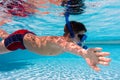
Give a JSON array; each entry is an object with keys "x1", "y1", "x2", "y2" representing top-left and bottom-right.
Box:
[{"x1": 0, "y1": 0, "x2": 120, "y2": 80}]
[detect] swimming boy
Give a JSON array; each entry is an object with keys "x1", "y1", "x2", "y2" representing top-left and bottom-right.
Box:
[{"x1": 0, "y1": 21, "x2": 111, "y2": 71}]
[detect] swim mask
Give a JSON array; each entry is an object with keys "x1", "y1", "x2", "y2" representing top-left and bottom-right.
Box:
[{"x1": 77, "y1": 34, "x2": 88, "y2": 49}]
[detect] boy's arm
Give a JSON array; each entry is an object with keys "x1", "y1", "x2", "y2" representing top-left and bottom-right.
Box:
[
  {"x1": 52, "y1": 37, "x2": 87, "y2": 56},
  {"x1": 53, "y1": 37, "x2": 111, "y2": 71}
]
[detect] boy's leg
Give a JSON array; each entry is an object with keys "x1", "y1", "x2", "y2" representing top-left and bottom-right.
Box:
[
  {"x1": 0, "y1": 40, "x2": 11, "y2": 54},
  {"x1": 0, "y1": 29, "x2": 9, "y2": 39}
]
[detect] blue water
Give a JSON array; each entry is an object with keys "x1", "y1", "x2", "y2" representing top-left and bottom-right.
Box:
[{"x1": 0, "y1": 0, "x2": 120, "y2": 80}]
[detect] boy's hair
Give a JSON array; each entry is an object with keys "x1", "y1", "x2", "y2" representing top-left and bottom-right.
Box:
[{"x1": 64, "y1": 21, "x2": 87, "y2": 36}]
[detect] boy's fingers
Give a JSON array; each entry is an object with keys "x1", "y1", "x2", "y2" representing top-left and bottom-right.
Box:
[
  {"x1": 98, "y1": 61, "x2": 109, "y2": 66},
  {"x1": 96, "y1": 52, "x2": 110, "y2": 56},
  {"x1": 92, "y1": 47, "x2": 102, "y2": 51},
  {"x1": 91, "y1": 65, "x2": 100, "y2": 71},
  {"x1": 88, "y1": 47, "x2": 102, "y2": 52},
  {"x1": 86, "y1": 58, "x2": 100, "y2": 71},
  {"x1": 98, "y1": 57, "x2": 111, "y2": 62}
]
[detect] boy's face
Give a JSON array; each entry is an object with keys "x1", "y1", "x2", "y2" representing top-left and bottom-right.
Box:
[{"x1": 73, "y1": 30, "x2": 86, "y2": 42}]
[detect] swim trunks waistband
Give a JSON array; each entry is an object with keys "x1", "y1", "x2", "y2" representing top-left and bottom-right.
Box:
[{"x1": 4, "y1": 29, "x2": 35, "y2": 51}]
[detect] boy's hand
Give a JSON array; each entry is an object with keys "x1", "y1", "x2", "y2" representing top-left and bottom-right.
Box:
[{"x1": 83, "y1": 47, "x2": 111, "y2": 71}]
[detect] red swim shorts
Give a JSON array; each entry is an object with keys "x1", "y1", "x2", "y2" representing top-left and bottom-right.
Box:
[{"x1": 4, "y1": 29, "x2": 35, "y2": 51}]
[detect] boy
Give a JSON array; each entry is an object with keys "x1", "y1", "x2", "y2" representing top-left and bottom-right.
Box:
[{"x1": 0, "y1": 21, "x2": 111, "y2": 71}]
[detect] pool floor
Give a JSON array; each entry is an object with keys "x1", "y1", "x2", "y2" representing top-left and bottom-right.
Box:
[{"x1": 0, "y1": 58, "x2": 119, "y2": 80}]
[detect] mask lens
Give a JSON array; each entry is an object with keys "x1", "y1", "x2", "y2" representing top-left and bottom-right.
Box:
[
  {"x1": 78, "y1": 34, "x2": 87, "y2": 42},
  {"x1": 78, "y1": 34, "x2": 84, "y2": 40}
]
